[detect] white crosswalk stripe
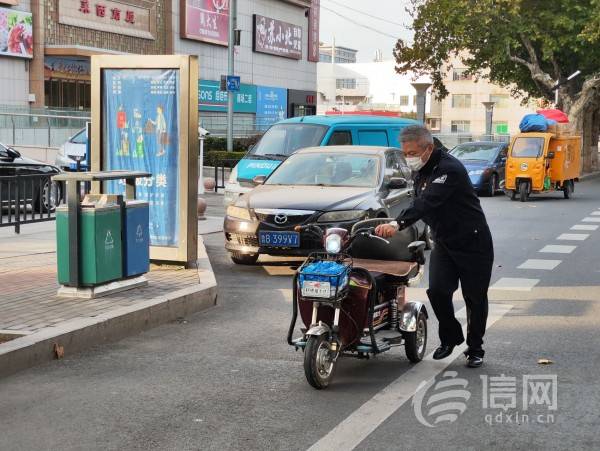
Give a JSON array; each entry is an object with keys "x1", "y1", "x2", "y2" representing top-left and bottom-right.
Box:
[
  {"x1": 490, "y1": 277, "x2": 540, "y2": 291},
  {"x1": 557, "y1": 233, "x2": 589, "y2": 241},
  {"x1": 518, "y1": 259, "x2": 562, "y2": 270},
  {"x1": 571, "y1": 224, "x2": 599, "y2": 231},
  {"x1": 582, "y1": 217, "x2": 600, "y2": 223},
  {"x1": 539, "y1": 245, "x2": 576, "y2": 254}
]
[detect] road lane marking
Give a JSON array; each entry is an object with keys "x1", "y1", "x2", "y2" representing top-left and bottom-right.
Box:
[
  {"x1": 539, "y1": 245, "x2": 576, "y2": 254},
  {"x1": 571, "y1": 224, "x2": 599, "y2": 231},
  {"x1": 582, "y1": 217, "x2": 600, "y2": 223},
  {"x1": 306, "y1": 304, "x2": 513, "y2": 451},
  {"x1": 490, "y1": 277, "x2": 539, "y2": 291},
  {"x1": 591, "y1": 211, "x2": 600, "y2": 216},
  {"x1": 518, "y1": 259, "x2": 562, "y2": 270},
  {"x1": 557, "y1": 233, "x2": 589, "y2": 241}
]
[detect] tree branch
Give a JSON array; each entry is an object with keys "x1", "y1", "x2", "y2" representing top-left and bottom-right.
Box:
[
  {"x1": 507, "y1": 40, "x2": 555, "y2": 94},
  {"x1": 551, "y1": 56, "x2": 561, "y2": 81}
]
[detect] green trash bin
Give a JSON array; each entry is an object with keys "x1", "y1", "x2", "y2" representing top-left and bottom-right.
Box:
[{"x1": 56, "y1": 203, "x2": 123, "y2": 286}]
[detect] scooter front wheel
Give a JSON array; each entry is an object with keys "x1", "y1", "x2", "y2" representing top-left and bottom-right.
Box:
[
  {"x1": 304, "y1": 335, "x2": 337, "y2": 389},
  {"x1": 404, "y1": 312, "x2": 428, "y2": 363}
]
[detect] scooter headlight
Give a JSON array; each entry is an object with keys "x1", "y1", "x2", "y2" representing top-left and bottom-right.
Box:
[{"x1": 325, "y1": 234, "x2": 342, "y2": 254}]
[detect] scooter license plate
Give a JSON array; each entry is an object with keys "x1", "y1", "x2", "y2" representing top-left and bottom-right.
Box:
[{"x1": 301, "y1": 281, "x2": 331, "y2": 298}]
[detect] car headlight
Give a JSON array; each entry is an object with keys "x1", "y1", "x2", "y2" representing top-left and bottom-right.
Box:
[
  {"x1": 228, "y1": 165, "x2": 238, "y2": 184},
  {"x1": 468, "y1": 169, "x2": 485, "y2": 176},
  {"x1": 227, "y1": 206, "x2": 252, "y2": 221},
  {"x1": 325, "y1": 234, "x2": 342, "y2": 254},
  {"x1": 317, "y1": 210, "x2": 366, "y2": 223}
]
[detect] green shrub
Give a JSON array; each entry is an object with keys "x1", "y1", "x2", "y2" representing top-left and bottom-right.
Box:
[
  {"x1": 204, "y1": 151, "x2": 246, "y2": 168},
  {"x1": 204, "y1": 134, "x2": 263, "y2": 153}
]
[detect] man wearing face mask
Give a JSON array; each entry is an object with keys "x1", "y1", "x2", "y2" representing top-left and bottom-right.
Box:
[{"x1": 375, "y1": 125, "x2": 494, "y2": 368}]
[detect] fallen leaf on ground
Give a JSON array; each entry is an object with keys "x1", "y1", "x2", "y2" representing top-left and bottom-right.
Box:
[
  {"x1": 54, "y1": 343, "x2": 65, "y2": 359},
  {"x1": 537, "y1": 358, "x2": 553, "y2": 365}
]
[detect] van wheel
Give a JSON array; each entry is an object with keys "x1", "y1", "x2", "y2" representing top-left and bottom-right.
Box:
[
  {"x1": 519, "y1": 181, "x2": 529, "y2": 202},
  {"x1": 230, "y1": 252, "x2": 259, "y2": 265}
]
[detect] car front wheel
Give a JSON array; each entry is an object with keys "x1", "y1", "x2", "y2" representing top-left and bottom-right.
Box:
[{"x1": 230, "y1": 252, "x2": 259, "y2": 265}]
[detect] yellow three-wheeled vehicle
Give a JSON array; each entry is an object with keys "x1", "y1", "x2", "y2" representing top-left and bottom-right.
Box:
[{"x1": 505, "y1": 130, "x2": 581, "y2": 202}]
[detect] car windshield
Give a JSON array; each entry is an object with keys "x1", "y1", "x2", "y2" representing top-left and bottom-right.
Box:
[
  {"x1": 451, "y1": 143, "x2": 499, "y2": 161},
  {"x1": 266, "y1": 153, "x2": 380, "y2": 187},
  {"x1": 512, "y1": 137, "x2": 545, "y2": 158},
  {"x1": 71, "y1": 129, "x2": 87, "y2": 144},
  {"x1": 248, "y1": 123, "x2": 328, "y2": 158}
]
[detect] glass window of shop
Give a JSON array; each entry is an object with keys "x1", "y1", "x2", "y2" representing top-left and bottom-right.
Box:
[{"x1": 44, "y1": 79, "x2": 91, "y2": 110}]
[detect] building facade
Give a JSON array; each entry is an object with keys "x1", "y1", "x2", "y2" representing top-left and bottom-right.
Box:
[
  {"x1": 439, "y1": 55, "x2": 538, "y2": 137},
  {"x1": 174, "y1": 0, "x2": 318, "y2": 135},
  {"x1": 0, "y1": 0, "x2": 33, "y2": 106},
  {"x1": 0, "y1": 0, "x2": 318, "y2": 134},
  {"x1": 317, "y1": 60, "x2": 434, "y2": 119},
  {"x1": 318, "y1": 43, "x2": 357, "y2": 64}
]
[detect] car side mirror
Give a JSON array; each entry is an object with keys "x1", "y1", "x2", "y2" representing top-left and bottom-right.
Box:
[
  {"x1": 7, "y1": 147, "x2": 20, "y2": 159},
  {"x1": 547, "y1": 151, "x2": 555, "y2": 159},
  {"x1": 252, "y1": 175, "x2": 267, "y2": 185},
  {"x1": 387, "y1": 177, "x2": 408, "y2": 190}
]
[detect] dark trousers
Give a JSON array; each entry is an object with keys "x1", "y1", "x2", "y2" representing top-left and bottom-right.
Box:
[{"x1": 427, "y1": 237, "x2": 493, "y2": 357}]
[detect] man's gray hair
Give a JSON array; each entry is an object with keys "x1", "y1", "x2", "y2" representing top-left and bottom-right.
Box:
[{"x1": 400, "y1": 125, "x2": 434, "y2": 147}]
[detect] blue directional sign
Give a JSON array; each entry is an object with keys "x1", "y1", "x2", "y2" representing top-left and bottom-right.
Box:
[{"x1": 226, "y1": 75, "x2": 241, "y2": 92}]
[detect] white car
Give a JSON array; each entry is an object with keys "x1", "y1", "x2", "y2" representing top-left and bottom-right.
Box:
[{"x1": 55, "y1": 128, "x2": 87, "y2": 171}]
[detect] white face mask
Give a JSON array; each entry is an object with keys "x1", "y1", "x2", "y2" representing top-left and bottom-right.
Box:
[{"x1": 406, "y1": 156, "x2": 426, "y2": 172}]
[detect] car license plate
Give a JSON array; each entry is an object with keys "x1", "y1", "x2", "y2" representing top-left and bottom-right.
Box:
[
  {"x1": 258, "y1": 231, "x2": 300, "y2": 247},
  {"x1": 301, "y1": 281, "x2": 331, "y2": 298}
]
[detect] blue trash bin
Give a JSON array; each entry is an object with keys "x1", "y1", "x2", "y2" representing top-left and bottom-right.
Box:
[{"x1": 122, "y1": 200, "x2": 150, "y2": 277}]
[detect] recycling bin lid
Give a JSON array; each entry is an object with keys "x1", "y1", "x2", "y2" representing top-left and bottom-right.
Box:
[
  {"x1": 80, "y1": 204, "x2": 121, "y2": 213},
  {"x1": 124, "y1": 200, "x2": 149, "y2": 208}
]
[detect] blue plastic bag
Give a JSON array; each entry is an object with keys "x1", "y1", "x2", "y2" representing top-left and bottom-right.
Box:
[{"x1": 519, "y1": 114, "x2": 549, "y2": 132}]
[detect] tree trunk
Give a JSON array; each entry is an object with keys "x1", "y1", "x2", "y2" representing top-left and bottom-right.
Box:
[{"x1": 565, "y1": 76, "x2": 600, "y2": 173}]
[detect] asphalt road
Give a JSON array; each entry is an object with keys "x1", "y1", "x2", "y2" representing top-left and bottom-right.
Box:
[{"x1": 2, "y1": 180, "x2": 600, "y2": 451}]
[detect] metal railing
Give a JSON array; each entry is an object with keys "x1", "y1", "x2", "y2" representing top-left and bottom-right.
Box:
[
  {"x1": 0, "y1": 110, "x2": 90, "y2": 147},
  {"x1": 214, "y1": 159, "x2": 239, "y2": 192},
  {"x1": 0, "y1": 174, "x2": 63, "y2": 233}
]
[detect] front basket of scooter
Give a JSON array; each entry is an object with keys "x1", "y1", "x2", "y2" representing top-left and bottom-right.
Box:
[{"x1": 297, "y1": 252, "x2": 352, "y2": 303}]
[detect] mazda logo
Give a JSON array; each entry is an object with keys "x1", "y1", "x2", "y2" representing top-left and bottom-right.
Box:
[{"x1": 274, "y1": 214, "x2": 288, "y2": 224}]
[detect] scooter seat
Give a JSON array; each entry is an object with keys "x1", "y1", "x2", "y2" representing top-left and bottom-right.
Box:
[{"x1": 352, "y1": 258, "x2": 418, "y2": 280}]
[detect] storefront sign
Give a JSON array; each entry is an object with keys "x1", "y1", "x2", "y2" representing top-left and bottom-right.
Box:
[
  {"x1": 181, "y1": 0, "x2": 228, "y2": 46},
  {"x1": 102, "y1": 69, "x2": 181, "y2": 247},
  {"x1": 0, "y1": 7, "x2": 32, "y2": 59},
  {"x1": 256, "y1": 86, "x2": 287, "y2": 130},
  {"x1": 253, "y1": 14, "x2": 302, "y2": 60},
  {"x1": 44, "y1": 56, "x2": 90, "y2": 80},
  {"x1": 307, "y1": 0, "x2": 320, "y2": 62},
  {"x1": 198, "y1": 79, "x2": 256, "y2": 113},
  {"x1": 58, "y1": 0, "x2": 155, "y2": 40}
]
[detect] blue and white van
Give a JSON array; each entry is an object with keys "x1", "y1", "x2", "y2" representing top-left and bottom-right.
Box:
[{"x1": 223, "y1": 115, "x2": 419, "y2": 205}]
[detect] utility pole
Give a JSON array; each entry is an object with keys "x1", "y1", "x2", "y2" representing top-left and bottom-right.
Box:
[{"x1": 226, "y1": 0, "x2": 237, "y2": 152}]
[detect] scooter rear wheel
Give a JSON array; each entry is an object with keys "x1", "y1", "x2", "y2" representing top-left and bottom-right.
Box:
[
  {"x1": 304, "y1": 335, "x2": 336, "y2": 389},
  {"x1": 404, "y1": 312, "x2": 427, "y2": 363}
]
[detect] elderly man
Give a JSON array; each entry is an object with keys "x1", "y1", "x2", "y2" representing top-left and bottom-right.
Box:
[{"x1": 376, "y1": 125, "x2": 494, "y2": 368}]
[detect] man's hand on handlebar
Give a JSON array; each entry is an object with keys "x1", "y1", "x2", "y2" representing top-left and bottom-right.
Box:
[{"x1": 375, "y1": 223, "x2": 399, "y2": 238}]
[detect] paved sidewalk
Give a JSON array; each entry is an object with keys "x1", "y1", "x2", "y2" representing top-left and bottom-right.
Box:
[{"x1": 0, "y1": 195, "x2": 223, "y2": 376}]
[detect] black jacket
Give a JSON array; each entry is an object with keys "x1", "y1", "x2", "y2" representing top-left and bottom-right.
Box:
[{"x1": 396, "y1": 148, "x2": 492, "y2": 253}]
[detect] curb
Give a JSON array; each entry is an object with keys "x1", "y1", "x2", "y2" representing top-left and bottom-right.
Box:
[
  {"x1": 579, "y1": 171, "x2": 600, "y2": 181},
  {"x1": 0, "y1": 237, "x2": 217, "y2": 378}
]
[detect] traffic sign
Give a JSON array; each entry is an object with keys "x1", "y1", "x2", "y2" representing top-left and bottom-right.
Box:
[{"x1": 226, "y1": 75, "x2": 241, "y2": 92}]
